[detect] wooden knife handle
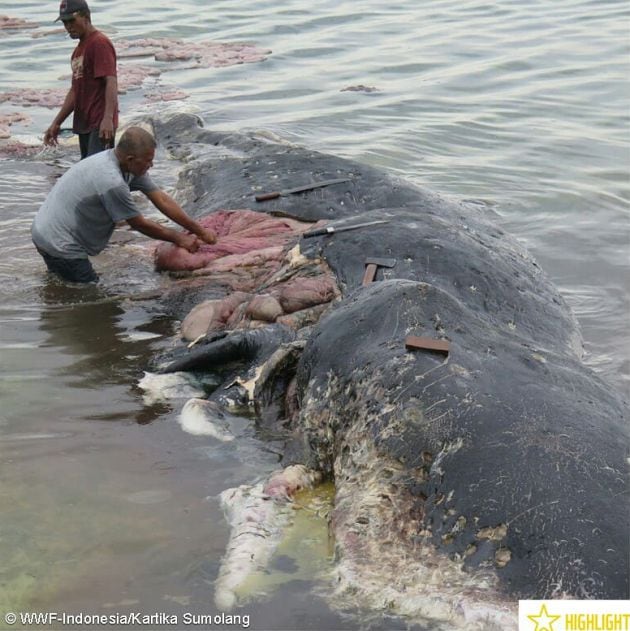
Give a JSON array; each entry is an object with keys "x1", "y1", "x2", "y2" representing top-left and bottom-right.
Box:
[
  {"x1": 303, "y1": 226, "x2": 333, "y2": 238},
  {"x1": 255, "y1": 191, "x2": 281, "y2": 202},
  {"x1": 362, "y1": 263, "x2": 377, "y2": 285},
  {"x1": 405, "y1": 335, "x2": 450, "y2": 354}
]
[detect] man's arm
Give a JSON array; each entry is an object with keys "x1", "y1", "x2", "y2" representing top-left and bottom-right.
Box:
[
  {"x1": 99, "y1": 76, "x2": 118, "y2": 145},
  {"x1": 145, "y1": 189, "x2": 217, "y2": 244},
  {"x1": 44, "y1": 88, "x2": 75, "y2": 146},
  {"x1": 126, "y1": 215, "x2": 201, "y2": 252}
]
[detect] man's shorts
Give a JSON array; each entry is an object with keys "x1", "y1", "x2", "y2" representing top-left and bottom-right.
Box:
[
  {"x1": 78, "y1": 130, "x2": 116, "y2": 160},
  {"x1": 35, "y1": 247, "x2": 99, "y2": 283}
]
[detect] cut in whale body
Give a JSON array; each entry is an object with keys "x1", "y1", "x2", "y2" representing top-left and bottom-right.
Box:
[
  {"x1": 324, "y1": 424, "x2": 518, "y2": 631},
  {"x1": 214, "y1": 465, "x2": 322, "y2": 611},
  {"x1": 213, "y1": 455, "x2": 518, "y2": 630}
]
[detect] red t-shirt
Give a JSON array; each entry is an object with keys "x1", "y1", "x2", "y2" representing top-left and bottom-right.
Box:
[{"x1": 70, "y1": 30, "x2": 118, "y2": 133}]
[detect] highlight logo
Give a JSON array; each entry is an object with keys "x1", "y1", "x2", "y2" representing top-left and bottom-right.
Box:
[{"x1": 519, "y1": 601, "x2": 630, "y2": 631}]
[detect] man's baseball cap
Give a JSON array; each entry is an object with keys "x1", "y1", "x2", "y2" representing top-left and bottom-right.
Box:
[{"x1": 55, "y1": 0, "x2": 90, "y2": 21}]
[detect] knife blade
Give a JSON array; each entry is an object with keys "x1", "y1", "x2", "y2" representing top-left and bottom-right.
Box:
[
  {"x1": 255, "y1": 177, "x2": 351, "y2": 202},
  {"x1": 303, "y1": 219, "x2": 390, "y2": 238}
]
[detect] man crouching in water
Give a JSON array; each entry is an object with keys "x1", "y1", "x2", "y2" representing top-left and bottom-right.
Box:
[{"x1": 31, "y1": 126, "x2": 217, "y2": 283}]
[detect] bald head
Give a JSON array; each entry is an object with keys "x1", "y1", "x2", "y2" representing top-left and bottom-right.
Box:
[
  {"x1": 116, "y1": 126, "x2": 156, "y2": 155},
  {"x1": 115, "y1": 127, "x2": 157, "y2": 177}
]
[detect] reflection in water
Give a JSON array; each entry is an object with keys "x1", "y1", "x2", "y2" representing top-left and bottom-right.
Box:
[
  {"x1": 38, "y1": 280, "x2": 126, "y2": 368},
  {"x1": 36, "y1": 277, "x2": 172, "y2": 425}
]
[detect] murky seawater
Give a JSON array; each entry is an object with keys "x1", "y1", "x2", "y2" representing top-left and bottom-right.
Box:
[{"x1": 0, "y1": 0, "x2": 628, "y2": 629}]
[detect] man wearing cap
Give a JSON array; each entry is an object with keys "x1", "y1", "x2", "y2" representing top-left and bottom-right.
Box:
[
  {"x1": 32, "y1": 126, "x2": 218, "y2": 284},
  {"x1": 44, "y1": 0, "x2": 118, "y2": 158}
]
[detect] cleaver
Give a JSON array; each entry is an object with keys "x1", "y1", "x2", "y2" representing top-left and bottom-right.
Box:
[{"x1": 255, "y1": 177, "x2": 351, "y2": 202}]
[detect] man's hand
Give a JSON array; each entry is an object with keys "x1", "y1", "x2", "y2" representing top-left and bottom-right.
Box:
[
  {"x1": 99, "y1": 117, "x2": 115, "y2": 147},
  {"x1": 176, "y1": 233, "x2": 201, "y2": 253},
  {"x1": 145, "y1": 190, "x2": 220, "y2": 246},
  {"x1": 197, "y1": 228, "x2": 217, "y2": 245},
  {"x1": 44, "y1": 124, "x2": 60, "y2": 146},
  {"x1": 127, "y1": 215, "x2": 205, "y2": 253}
]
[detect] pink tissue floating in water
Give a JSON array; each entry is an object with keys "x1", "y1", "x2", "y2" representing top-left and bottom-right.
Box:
[
  {"x1": 116, "y1": 64, "x2": 162, "y2": 92},
  {"x1": 116, "y1": 38, "x2": 186, "y2": 58},
  {"x1": 0, "y1": 112, "x2": 31, "y2": 139},
  {"x1": 0, "y1": 69, "x2": 160, "y2": 107},
  {"x1": 0, "y1": 35, "x2": 270, "y2": 135},
  {"x1": 143, "y1": 89, "x2": 189, "y2": 102},
  {"x1": 341, "y1": 85, "x2": 379, "y2": 93},
  {"x1": 31, "y1": 27, "x2": 66, "y2": 39},
  {"x1": 116, "y1": 37, "x2": 271, "y2": 67},
  {"x1": 0, "y1": 142, "x2": 43, "y2": 158},
  {"x1": 0, "y1": 88, "x2": 67, "y2": 108},
  {"x1": 0, "y1": 15, "x2": 39, "y2": 30}
]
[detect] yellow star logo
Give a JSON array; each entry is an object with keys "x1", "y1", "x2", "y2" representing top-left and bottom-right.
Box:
[{"x1": 528, "y1": 603, "x2": 561, "y2": 631}]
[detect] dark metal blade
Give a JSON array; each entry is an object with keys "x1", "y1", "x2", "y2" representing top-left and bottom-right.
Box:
[
  {"x1": 303, "y1": 219, "x2": 389, "y2": 238},
  {"x1": 280, "y1": 177, "x2": 351, "y2": 195},
  {"x1": 332, "y1": 220, "x2": 389, "y2": 233}
]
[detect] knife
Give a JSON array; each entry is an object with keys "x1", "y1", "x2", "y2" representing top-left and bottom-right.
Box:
[
  {"x1": 255, "y1": 177, "x2": 351, "y2": 202},
  {"x1": 303, "y1": 219, "x2": 389, "y2": 238}
]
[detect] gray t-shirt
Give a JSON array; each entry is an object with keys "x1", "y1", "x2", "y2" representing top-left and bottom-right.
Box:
[{"x1": 31, "y1": 149, "x2": 158, "y2": 259}]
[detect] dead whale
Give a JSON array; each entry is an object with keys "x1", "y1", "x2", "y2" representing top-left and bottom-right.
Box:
[{"x1": 143, "y1": 112, "x2": 628, "y2": 624}]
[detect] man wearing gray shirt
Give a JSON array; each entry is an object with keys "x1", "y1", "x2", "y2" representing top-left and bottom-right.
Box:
[{"x1": 32, "y1": 126, "x2": 216, "y2": 283}]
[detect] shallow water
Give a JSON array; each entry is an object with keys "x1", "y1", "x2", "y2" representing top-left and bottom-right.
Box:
[{"x1": 0, "y1": 0, "x2": 628, "y2": 629}]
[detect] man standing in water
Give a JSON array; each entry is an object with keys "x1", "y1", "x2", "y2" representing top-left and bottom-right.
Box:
[
  {"x1": 43, "y1": 0, "x2": 118, "y2": 158},
  {"x1": 32, "y1": 127, "x2": 217, "y2": 283}
]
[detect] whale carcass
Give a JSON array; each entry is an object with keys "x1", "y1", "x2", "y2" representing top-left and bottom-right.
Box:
[{"x1": 143, "y1": 113, "x2": 628, "y2": 626}]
